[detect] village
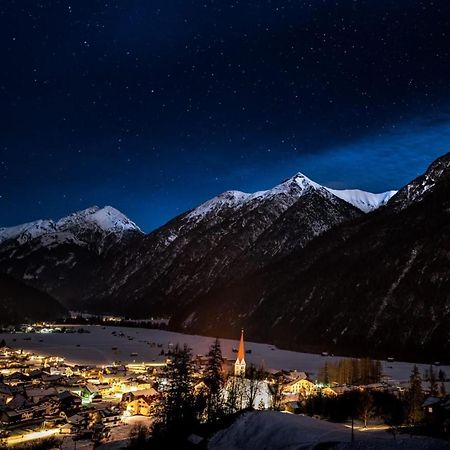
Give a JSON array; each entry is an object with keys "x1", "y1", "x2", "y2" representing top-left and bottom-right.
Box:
[{"x1": 0, "y1": 327, "x2": 449, "y2": 448}]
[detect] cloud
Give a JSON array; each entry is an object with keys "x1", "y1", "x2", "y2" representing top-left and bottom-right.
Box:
[{"x1": 287, "y1": 116, "x2": 450, "y2": 192}]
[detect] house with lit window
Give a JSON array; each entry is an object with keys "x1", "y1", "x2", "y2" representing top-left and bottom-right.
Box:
[
  {"x1": 283, "y1": 377, "x2": 318, "y2": 397},
  {"x1": 121, "y1": 388, "x2": 159, "y2": 416}
]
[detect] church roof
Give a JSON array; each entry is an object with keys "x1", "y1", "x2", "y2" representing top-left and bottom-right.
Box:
[{"x1": 237, "y1": 329, "x2": 245, "y2": 363}]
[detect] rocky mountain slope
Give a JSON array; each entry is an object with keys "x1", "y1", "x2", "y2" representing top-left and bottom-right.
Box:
[
  {"x1": 0, "y1": 206, "x2": 142, "y2": 307},
  {"x1": 173, "y1": 152, "x2": 450, "y2": 361},
  {"x1": 0, "y1": 169, "x2": 408, "y2": 359},
  {"x1": 0, "y1": 174, "x2": 390, "y2": 316},
  {"x1": 87, "y1": 174, "x2": 377, "y2": 314},
  {"x1": 0, "y1": 274, "x2": 67, "y2": 325}
]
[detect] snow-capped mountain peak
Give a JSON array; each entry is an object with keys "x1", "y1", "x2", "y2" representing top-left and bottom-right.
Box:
[
  {"x1": 269, "y1": 172, "x2": 323, "y2": 195},
  {"x1": 186, "y1": 171, "x2": 396, "y2": 221},
  {"x1": 56, "y1": 206, "x2": 141, "y2": 234},
  {"x1": 325, "y1": 188, "x2": 397, "y2": 213},
  {"x1": 0, "y1": 206, "x2": 141, "y2": 246},
  {"x1": 185, "y1": 172, "x2": 324, "y2": 222}
]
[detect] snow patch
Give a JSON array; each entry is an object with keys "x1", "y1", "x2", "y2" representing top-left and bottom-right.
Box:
[
  {"x1": 326, "y1": 188, "x2": 397, "y2": 213},
  {"x1": 0, "y1": 220, "x2": 55, "y2": 244},
  {"x1": 209, "y1": 410, "x2": 445, "y2": 450},
  {"x1": 182, "y1": 312, "x2": 196, "y2": 329},
  {"x1": 56, "y1": 206, "x2": 141, "y2": 234}
]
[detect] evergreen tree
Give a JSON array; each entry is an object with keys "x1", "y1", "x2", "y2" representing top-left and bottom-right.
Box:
[
  {"x1": 375, "y1": 360, "x2": 383, "y2": 383},
  {"x1": 407, "y1": 365, "x2": 423, "y2": 424},
  {"x1": 428, "y1": 365, "x2": 438, "y2": 396},
  {"x1": 360, "y1": 358, "x2": 370, "y2": 384},
  {"x1": 204, "y1": 338, "x2": 225, "y2": 423},
  {"x1": 352, "y1": 359, "x2": 360, "y2": 385},
  {"x1": 322, "y1": 362, "x2": 330, "y2": 385},
  {"x1": 152, "y1": 344, "x2": 197, "y2": 440},
  {"x1": 439, "y1": 381, "x2": 447, "y2": 398},
  {"x1": 318, "y1": 358, "x2": 382, "y2": 386}
]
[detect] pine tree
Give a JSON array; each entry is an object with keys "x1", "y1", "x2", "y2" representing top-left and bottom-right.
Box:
[
  {"x1": 204, "y1": 338, "x2": 225, "y2": 423},
  {"x1": 322, "y1": 362, "x2": 329, "y2": 385},
  {"x1": 351, "y1": 359, "x2": 360, "y2": 385},
  {"x1": 439, "y1": 381, "x2": 447, "y2": 397},
  {"x1": 428, "y1": 365, "x2": 438, "y2": 396},
  {"x1": 153, "y1": 344, "x2": 197, "y2": 439},
  {"x1": 407, "y1": 365, "x2": 423, "y2": 424},
  {"x1": 375, "y1": 360, "x2": 383, "y2": 383}
]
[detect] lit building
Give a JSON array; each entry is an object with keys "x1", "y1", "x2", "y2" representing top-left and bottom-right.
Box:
[
  {"x1": 283, "y1": 377, "x2": 317, "y2": 397},
  {"x1": 121, "y1": 388, "x2": 158, "y2": 416},
  {"x1": 234, "y1": 329, "x2": 246, "y2": 377}
]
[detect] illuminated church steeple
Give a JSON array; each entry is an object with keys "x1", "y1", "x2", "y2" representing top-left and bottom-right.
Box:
[{"x1": 234, "y1": 329, "x2": 246, "y2": 376}]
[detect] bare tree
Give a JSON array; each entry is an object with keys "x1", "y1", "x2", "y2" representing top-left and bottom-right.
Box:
[
  {"x1": 358, "y1": 390, "x2": 375, "y2": 428},
  {"x1": 224, "y1": 373, "x2": 245, "y2": 414},
  {"x1": 246, "y1": 364, "x2": 263, "y2": 409},
  {"x1": 269, "y1": 375, "x2": 284, "y2": 411}
]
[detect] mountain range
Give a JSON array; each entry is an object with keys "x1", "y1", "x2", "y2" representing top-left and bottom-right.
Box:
[
  {"x1": 0, "y1": 206, "x2": 142, "y2": 308},
  {"x1": 1, "y1": 153, "x2": 449, "y2": 361}
]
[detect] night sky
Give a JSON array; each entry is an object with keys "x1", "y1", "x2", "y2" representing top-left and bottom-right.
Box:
[{"x1": 1, "y1": 1, "x2": 450, "y2": 231}]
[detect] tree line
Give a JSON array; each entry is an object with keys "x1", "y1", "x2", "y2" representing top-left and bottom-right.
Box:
[
  {"x1": 317, "y1": 357, "x2": 383, "y2": 385},
  {"x1": 304, "y1": 364, "x2": 448, "y2": 437}
]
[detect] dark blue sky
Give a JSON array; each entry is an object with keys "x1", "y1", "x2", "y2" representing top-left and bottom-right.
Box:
[{"x1": 1, "y1": 0, "x2": 449, "y2": 231}]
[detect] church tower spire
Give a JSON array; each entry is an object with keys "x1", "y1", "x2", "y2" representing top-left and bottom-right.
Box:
[{"x1": 234, "y1": 329, "x2": 246, "y2": 377}]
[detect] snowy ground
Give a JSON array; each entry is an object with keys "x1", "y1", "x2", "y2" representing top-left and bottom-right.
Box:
[
  {"x1": 59, "y1": 416, "x2": 152, "y2": 450},
  {"x1": 209, "y1": 411, "x2": 450, "y2": 450},
  {"x1": 0, "y1": 325, "x2": 448, "y2": 382}
]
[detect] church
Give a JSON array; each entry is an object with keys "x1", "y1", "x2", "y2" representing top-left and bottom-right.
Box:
[
  {"x1": 234, "y1": 329, "x2": 246, "y2": 377},
  {"x1": 225, "y1": 329, "x2": 273, "y2": 410}
]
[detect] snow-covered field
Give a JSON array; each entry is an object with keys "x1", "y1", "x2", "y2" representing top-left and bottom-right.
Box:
[
  {"x1": 209, "y1": 411, "x2": 450, "y2": 450},
  {"x1": 0, "y1": 325, "x2": 447, "y2": 382}
]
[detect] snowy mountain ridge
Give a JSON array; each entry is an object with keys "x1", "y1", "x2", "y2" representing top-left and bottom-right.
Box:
[
  {"x1": 325, "y1": 188, "x2": 397, "y2": 213},
  {"x1": 187, "y1": 172, "x2": 396, "y2": 221},
  {"x1": 0, "y1": 173, "x2": 397, "y2": 244},
  {"x1": 390, "y1": 152, "x2": 450, "y2": 210},
  {"x1": 0, "y1": 206, "x2": 141, "y2": 245},
  {"x1": 55, "y1": 206, "x2": 141, "y2": 235}
]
